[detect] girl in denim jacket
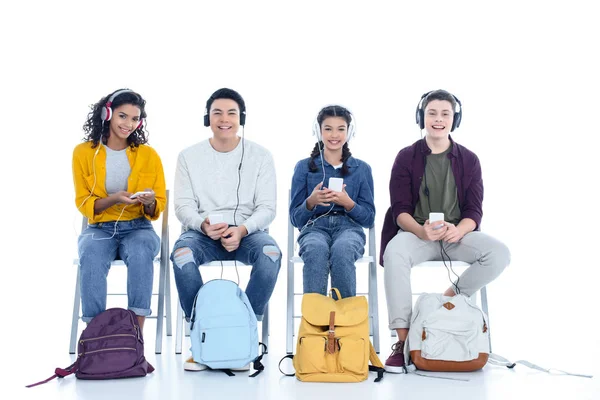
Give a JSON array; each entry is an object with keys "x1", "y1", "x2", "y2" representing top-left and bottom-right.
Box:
[{"x1": 289, "y1": 105, "x2": 375, "y2": 299}]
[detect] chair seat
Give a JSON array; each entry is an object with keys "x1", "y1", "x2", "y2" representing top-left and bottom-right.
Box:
[
  {"x1": 201, "y1": 261, "x2": 249, "y2": 267},
  {"x1": 414, "y1": 261, "x2": 470, "y2": 268},
  {"x1": 290, "y1": 256, "x2": 373, "y2": 263},
  {"x1": 72, "y1": 256, "x2": 162, "y2": 266}
]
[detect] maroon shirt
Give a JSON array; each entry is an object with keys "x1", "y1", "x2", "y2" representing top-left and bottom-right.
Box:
[{"x1": 380, "y1": 137, "x2": 483, "y2": 266}]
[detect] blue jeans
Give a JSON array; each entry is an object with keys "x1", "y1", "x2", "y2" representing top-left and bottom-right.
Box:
[
  {"x1": 171, "y1": 229, "x2": 281, "y2": 320},
  {"x1": 78, "y1": 218, "x2": 160, "y2": 322},
  {"x1": 298, "y1": 215, "x2": 366, "y2": 299}
]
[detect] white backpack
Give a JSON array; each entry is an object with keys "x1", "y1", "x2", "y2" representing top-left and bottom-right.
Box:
[
  {"x1": 406, "y1": 293, "x2": 490, "y2": 372},
  {"x1": 405, "y1": 293, "x2": 592, "y2": 379}
]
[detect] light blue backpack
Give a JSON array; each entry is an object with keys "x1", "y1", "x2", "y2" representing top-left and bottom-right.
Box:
[{"x1": 190, "y1": 279, "x2": 266, "y2": 376}]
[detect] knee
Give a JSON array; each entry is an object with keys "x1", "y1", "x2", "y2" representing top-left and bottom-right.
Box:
[
  {"x1": 299, "y1": 241, "x2": 329, "y2": 261},
  {"x1": 383, "y1": 242, "x2": 411, "y2": 269},
  {"x1": 490, "y1": 242, "x2": 511, "y2": 270},
  {"x1": 261, "y1": 244, "x2": 281, "y2": 264},
  {"x1": 331, "y1": 240, "x2": 363, "y2": 259},
  {"x1": 171, "y1": 247, "x2": 196, "y2": 269}
]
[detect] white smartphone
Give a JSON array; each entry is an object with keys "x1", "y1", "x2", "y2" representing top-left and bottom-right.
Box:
[
  {"x1": 130, "y1": 191, "x2": 152, "y2": 199},
  {"x1": 429, "y1": 212, "x2": 445, "y2": 230},
  {"x1": 328, "y1": 177, "x2": 344, "y2": 192},
  {"x1": 208, "y1": 213, "x2": 225, "y2": 225}
]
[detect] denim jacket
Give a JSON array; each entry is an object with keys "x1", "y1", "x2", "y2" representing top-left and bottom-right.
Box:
[{"x1": 290, "y1": 155, "x2": 375, "y2": 229}]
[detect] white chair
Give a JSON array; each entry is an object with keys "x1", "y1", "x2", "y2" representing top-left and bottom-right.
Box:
[
  {"x1": 390, "y1": 260, "x2": 492, "y2": 351},
  {"x1": 286, "y1": 191, "x2": 380, "y2": 354},
  {"x1": 175, "y1": 261, "x2": 270, "y2": 354},
  {"x1": 70, "y1": 190, "x2": 172, "y2": 354}
]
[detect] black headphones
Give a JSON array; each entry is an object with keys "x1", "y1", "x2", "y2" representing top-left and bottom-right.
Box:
[
  {"x1": 203, "y1": 88, "x2": 247, "y2": 127},
  {"x1": 415, "y1": 90, "x2": 462, "y2": 132}
]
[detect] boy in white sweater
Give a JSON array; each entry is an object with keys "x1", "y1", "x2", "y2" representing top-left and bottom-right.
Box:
[{"x1": 171, "y1": 88, "x2": 281, "y2": 370}]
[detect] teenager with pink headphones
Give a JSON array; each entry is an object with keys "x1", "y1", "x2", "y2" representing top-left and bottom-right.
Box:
[{"x1": 73, "y1": 88, "x2": 167, "y2": 331}]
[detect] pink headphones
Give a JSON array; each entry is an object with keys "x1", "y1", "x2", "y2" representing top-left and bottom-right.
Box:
[{"x1": 100, "y1": 89, "x2": 143, "y2": 130}]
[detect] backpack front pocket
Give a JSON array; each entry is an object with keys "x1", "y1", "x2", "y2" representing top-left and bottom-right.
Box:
[
  {"x1": 336, "y1": 337, "x2": 366, "y2": 374},
  {"x1": 295, "y1": 336, "x2": 328, "y2": 374},
  {"x1": 199, "y1": 324, "x2": 252, "y2": 362},
  {"x1": 421, "y1": 319, "x2": 479, "y2": 361}
]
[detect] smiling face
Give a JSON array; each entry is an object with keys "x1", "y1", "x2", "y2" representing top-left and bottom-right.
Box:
[
  {"x1": 209, "y1": 98, "x2": 241, "y2": 140},
  {"x1": 424, "y1": 99, "x2": 454, "y2": 139},
  {"x1": 108, "y1": 103, "x2": 141, "y2": 142},
  {"x1": 320, "y1": 116, "x2": 348, "y2": 152}
]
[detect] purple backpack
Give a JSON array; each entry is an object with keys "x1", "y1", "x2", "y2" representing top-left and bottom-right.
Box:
[{"x1": 27, "y1": 308, "x2": 154, "y2": 388}]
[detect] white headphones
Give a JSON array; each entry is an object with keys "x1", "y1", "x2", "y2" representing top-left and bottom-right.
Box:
[{"x1": 312, "y1": 105, "x2": 357, "y2": 142}]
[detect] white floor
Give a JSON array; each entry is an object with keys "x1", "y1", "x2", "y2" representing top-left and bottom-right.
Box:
[
  {"x1": 7, "y1": 249, "x2": 599, "y2": 399},
  {"x1": 14, "y1": 298, "x2": 600, "y2": 400},
  {"x1": 15, "y1": 329, "x2": 600, "y2": 400}
]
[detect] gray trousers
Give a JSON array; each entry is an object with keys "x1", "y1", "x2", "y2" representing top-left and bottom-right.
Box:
[{"x1": 383, "y1": 231, "x2": 511, "y2": 330}]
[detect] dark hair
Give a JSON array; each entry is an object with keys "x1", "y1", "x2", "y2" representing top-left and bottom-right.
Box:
[
  {"x1": 422, "y1": 89, "x2": 458, "y2": 112},
  {"x1": 82, "y1": 89, "x2": 148, "y2": 148},
  {"x1": 309, "y1": 105, "x2": 353, "y2": 176},
  {"x1": 205, "y1": 88, "x2": 246, "y2": 122}
]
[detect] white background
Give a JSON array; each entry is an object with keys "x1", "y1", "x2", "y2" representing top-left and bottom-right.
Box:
[{"x1": 1, "y1": 0, "x2": 599, "y2": 394}]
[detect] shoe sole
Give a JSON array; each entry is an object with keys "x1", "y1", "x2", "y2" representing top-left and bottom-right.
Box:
[
  {"x1": 385, "y1": 365, "x2": 406, "y2": 373},
  {"x1": 184, "y1": 364, "x2": 208, "y2": 371}
]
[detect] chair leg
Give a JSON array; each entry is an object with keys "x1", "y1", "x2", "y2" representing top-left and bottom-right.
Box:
[
  {"x1": 175, "y1": 301, "x2": 184, "y2": 354},
  {"x1": 165, "y1": 258, "x2": 172, "y2": 336},
  {"x1": 261, "y1": 303, "x2": 269, "y2": 353},
  {"x1": 286, "y1": 259, "x2": 295, "y2": 354},
  {"x1": 369, "y1": 262, "x2": 380, "y2": 354},
  {"x1": 70, "y1": 266, "x2": 82, "y2": 354},
  {"x1": 155, "y1": 257, "x2": 167, "y2": 354},
  {"x1": 480, "y1": 285, "x2": 491, "y2": 352},
  {"x1": 368, "y1": 227, "x2": 380, "y2": 353}
]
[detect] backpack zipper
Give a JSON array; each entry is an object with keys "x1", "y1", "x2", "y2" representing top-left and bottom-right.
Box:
[
  {"x1": 79, "y1": 347, "x2": 136, "y2": 357},
  {"x1": 80, "y1": 333, "x2": 137, "y2": 344}
]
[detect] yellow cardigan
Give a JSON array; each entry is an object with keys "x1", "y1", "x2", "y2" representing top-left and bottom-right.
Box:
[{"x1": 72, "y1": 142, "x2": 167, "y2": 224}]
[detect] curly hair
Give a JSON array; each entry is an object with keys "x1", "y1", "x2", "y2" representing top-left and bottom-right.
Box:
[
  {"x1": 82, "y1": 89, "x2": 149, "y2": 148},
  {"x1": 308, "y1": 105, "x2": 353, "y2": 176}
]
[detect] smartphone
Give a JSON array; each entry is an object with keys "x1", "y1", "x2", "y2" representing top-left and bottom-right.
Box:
[
  {"x1": 429, "y1": 212, "x2": 445, "y2": 230},
  {"x1": 328, "y1": 177, "x2": 344, "y2": 192},
  {"x1": 130, "y1": 191, "x2": 152, "y2": 199},
  {"x1": 208, "y1": 213, "x2": 225, "y2": 225}
]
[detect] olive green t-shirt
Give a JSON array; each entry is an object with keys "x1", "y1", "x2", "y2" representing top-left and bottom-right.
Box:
[{"x1": 414, "y1": 145, "x2": 461, "y2": 225}]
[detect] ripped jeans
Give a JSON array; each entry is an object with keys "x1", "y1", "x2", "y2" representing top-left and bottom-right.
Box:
[{"x1": 170, "y1": 229, "x2": 281, "y2": 320}]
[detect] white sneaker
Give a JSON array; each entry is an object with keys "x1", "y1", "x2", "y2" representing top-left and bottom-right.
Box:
[{"x1": 184, "y1": 357, "x2": 208, "y2": 371}]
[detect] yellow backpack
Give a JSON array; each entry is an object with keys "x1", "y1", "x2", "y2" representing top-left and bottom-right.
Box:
[{"x1": 282, "y1": 288, "x2": 384, "y2": 383}]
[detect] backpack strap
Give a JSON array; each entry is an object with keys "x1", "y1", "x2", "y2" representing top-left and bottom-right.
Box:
[
  {"x1": 249, "y1": 343, "x2": 268, "y2": 378},
  {"x1": 368, "y1": 342, "x2": 385, "y2": 382},
  {"x1": 488, "y1": 353, "x2": 593, "y2": 378},
  {"x1": 278, "y1": 354, "x2": 295, "y2": 377},
  {"x1": 26, "y1": 360, "x2": 78, "y2": 388}
]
